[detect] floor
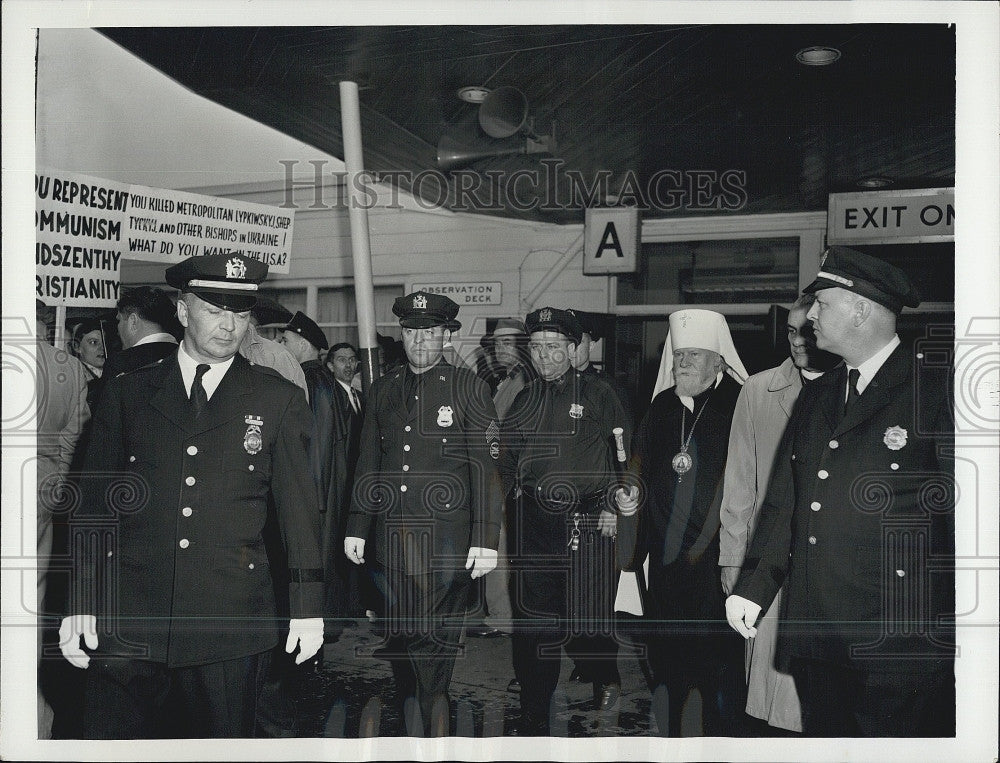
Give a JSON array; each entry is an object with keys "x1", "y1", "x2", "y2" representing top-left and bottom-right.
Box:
[{"x1": 256, "y1": 617, "x2": 706, "y2": 738}]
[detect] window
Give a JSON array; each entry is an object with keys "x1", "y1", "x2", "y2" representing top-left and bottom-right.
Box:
[{"x1": 617, "y1": 237, "x2": 800, "y2": 306}]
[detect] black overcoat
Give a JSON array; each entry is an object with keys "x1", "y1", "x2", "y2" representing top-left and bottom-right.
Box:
[
  {"x1": 74, "y1": 352, "x2": 323, "y2": 668},
  {"x1": 628, "y1": 375, "x2": 741, "y2": 628},
  {"x1": 736, "y1": 344, "x2": 954, "y2": 672}
]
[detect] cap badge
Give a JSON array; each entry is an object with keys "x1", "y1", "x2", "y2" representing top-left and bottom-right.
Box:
[
  {"x1": 244, "y1": 414, "x2": 263, "y2": 455},
  {"x1": 539, "y1": 308, "x2": 552, "y2": 322},
  {"x1": 437, "y1": 405, "x2": 454, "y2": 427},
  {"x1": 226, "y1": 257, "x2": 247, "y2": 280},
  {"x1": 569, "y1": 403, "x2": 584, "y2": 419},
  {"x1": 679, "y1": 314, "x2": 689, "y2": 328},
  {"x1": 414, "y1": 294, "x2": 428, "y2": 310},
  {"x1": 883, "y1": 425, "x2": 908, "y2": 451}
]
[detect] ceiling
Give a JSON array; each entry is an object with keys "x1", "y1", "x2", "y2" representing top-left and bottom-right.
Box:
[{"x1": 99, "y1": 24, "x2": 955, "y2": 225}]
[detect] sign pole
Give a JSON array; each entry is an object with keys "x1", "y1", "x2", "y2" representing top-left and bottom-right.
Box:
[{"x1": 339, "y1": 81, "x2": 379, "y2": 391}]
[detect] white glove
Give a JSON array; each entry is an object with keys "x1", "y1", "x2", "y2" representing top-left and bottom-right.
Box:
[
  {"x1": 725, "y1": 594, "x2": 762, "y2": 639},
  {"x1": 465, "y1": 547, "x2": 498, "y2": 579},
  {"x1": 615, "y1": 486, "x2": 639, "y2": 517},
  {"x1": 344, "y1": 536, "x2": 366, "y2": 565},
  {"x1": 59, "y1": 614, "x2": 98, "y2": 669},
  {"x1": 286, "y1": 617, "x2": 324, "y2": 664},
  {"x1": 596, "y1": 509, "x2": 617, "y2": 537}
]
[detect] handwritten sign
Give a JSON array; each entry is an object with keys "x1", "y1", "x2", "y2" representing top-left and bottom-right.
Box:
[{"x1": 36, "y1": 170, "x2": 295, "y2": 307}]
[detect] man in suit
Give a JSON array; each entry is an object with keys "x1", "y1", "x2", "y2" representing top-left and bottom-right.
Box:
[
  {"x1": 727, "y1": 247, "x2": 954, "y2": 736},
  {"x1": 103, "y1": 287, "x2": 179, "y2": 381},
  {"x1": 318, "y1": 342, "x2": 369, "y2": 623},
  {"x1": 345, "y1": 291, "x2": 502, "y2": 736},
  {"x1": 59, "y1": 253, "x2": 324, "y2": 738},
  {"x1": 718, "y1": 293, "x2": 840, "y2": 733}
]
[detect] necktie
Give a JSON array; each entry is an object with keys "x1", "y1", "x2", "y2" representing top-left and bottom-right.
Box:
[
  {"x1": 350, "y1": 387, "x2": 361, "y2": 414},
  {"x1": 844, "y1": 367, "x2": 861, "y2": 416},
  {"x1": 191, "y1": 363, "x2": 210, "y2": 418}
]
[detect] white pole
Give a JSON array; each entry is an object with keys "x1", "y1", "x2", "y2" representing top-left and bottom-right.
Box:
[{"x1": 339, "y1": 81, "x2": 380, "y2": 389}]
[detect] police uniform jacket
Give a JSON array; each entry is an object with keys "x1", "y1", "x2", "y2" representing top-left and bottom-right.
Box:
[
  {"x1": 346, "y1": 359, "x2": 503, "y2": 576},
  {"x1": 74, "y1": 352, "x2": 323, "y2": 668},
  {"x1": 736, "y1": 343, "x2": 954, "y2": 672},
  {"x1": 499, "y1": 369, "x2": 631, "y2": 619}
]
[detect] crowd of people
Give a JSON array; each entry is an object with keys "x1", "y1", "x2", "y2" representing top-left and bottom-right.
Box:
[{"x1": 35, "y1": 246, "x2": 954, "y2": 739}]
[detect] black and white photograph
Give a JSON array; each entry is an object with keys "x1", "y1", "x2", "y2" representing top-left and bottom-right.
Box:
[{"x1": 2, "y1": 1, "x2": 997, "y2": 760}]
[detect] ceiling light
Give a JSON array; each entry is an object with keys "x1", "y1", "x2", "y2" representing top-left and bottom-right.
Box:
[
  {"x1": 856, "y1": 176, "x2": 894, "y2": 189},
  {"x1": 795, "y1": 46, "x2": 842, "y2": 66},
  {"x1": 457, "y1": 86, "x2": 491, "y2": 104}
]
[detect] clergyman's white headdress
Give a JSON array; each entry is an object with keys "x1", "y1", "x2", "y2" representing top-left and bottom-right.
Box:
[{"x1": 651, "y1": 308, "x2": 748, "y2": 399}]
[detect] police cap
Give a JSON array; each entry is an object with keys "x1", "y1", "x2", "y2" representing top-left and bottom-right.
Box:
[
  {"x1": 392, "y1": 291, "x2": 461, "y2": 331},
  {"x1": 283, "y1": 311, "x2": 329, "y2": 351},
  {"x1": 165, "y1": 253, "x2": 268, "y2": 313},
  {"x1": 525, "y1": 307, "x2": 583, "y2": 344},
  {"x1": 804, "y1": 246, "x2": 921, "y2": 314}
]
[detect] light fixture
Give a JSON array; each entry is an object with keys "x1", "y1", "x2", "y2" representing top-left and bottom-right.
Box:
[
  {"x1": 456, "y1": 86, "x2": 491, "y2": 104},
  {"x1": 795, "y1": 46, "x2": 842, "y2": 66},
  {"x1": 856, "y1": 176, "x2": 894, "y2": 189}
]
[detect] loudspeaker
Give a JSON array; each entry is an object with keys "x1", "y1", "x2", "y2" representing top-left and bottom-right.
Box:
[{"x1": 478, "y1": 86, "x2": 529, "y2": 138}]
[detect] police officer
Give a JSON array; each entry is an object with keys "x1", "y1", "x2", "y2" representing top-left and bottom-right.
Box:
[
  {"x1": 727, "y1": 247, "x2": 955, "y2": 736},
  {"x1": 59, "y1": 253, "x2": 324, "y2": 738},
  {"x1": 344, "y1": 290, "x2": 502, "y2": 736},
  {"x1": 500, "y1": 307, "x2": 632, "y2": 734},
  {"x1": 281, "y1": 310, "x2": 331, "y2": 403}
]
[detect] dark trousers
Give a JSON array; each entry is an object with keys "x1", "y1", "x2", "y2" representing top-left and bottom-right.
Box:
[
  {"x1": 83, "y1": 651, "x2": 270, "y2": 738},
  {"x1": 509, "y1": 497, "x2": 620, "y2": 728},
  {"x1": 644, "y1": 630, "x2": 745, "y2": 737},
  {"x1": 790, "y1": 657, "x2": 955, "y2": 737},
  {"x1": 375, "y1": 565, "x2": 471, "y2": 736},
  {"x1": 512, "y1": 631, "x2": 619, "y2": 722}
]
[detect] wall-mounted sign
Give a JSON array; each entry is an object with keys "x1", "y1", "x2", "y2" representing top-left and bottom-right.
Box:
[
  {"x1": 583, "y1": 207, "x2": 639, "y2": 274},
  {"x1": 827, "y1": 188, "x2": 954, "y2": 245},
  {"x1": 36, "y1": 169, "x2": 295, "y2": 306},
  {"x1": 410, "y1": 281, "x2": 502, "y2": 305}
]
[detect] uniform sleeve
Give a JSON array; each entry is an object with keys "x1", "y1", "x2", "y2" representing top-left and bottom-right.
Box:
[
  {"x1": 346, "y1": 380, "x2": 383, "y2": 541},
  {"x1": 718, "y1": 382, "x2": 757, "y2": 567},
  {"x1": 269, "y1": 386, "x2": 324, "y2": 618},
  {"x1": 463, "y1": 375, "x2": 503, "y2": 551},
  {"x1": 498, "y1": 387, "x2": 531, "y2": 498},
  {"x1": 733, "y1": 396, "x2": 800, "y2": 612},
  {"x1": 73, "y1": 375, "x2": 127, "y2": 616}
]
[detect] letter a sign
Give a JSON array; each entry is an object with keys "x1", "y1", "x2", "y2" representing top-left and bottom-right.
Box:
[{"x1": 583, "y1": 207, "x2": 639, "y2": 275}]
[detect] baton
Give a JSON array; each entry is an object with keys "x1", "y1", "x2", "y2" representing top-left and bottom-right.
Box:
[{"x1": 612, "y1": 426, "x2": 636, "y2": 517}]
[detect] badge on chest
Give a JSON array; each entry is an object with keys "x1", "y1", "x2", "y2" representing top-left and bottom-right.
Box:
[
  {"x1": 244, "y1": 415, "x2": 263, "y2": 455},
  {"x1": 437, "y1": 405, "x2": 454, "y2": 427}
]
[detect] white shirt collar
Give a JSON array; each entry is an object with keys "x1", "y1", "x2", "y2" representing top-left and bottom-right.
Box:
[
  {"x1": 177, "y1": 341, "x2": 235, "y2": 400},
  {"x1": 337, "y1": 378, "x2": 359, "y2": 409},
  {"x1": 849, "y1": 334, "x2": 900, "y2": 395},
  {"x1": 133, "y1": 332, "x2": 177, "y2": 348}
]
